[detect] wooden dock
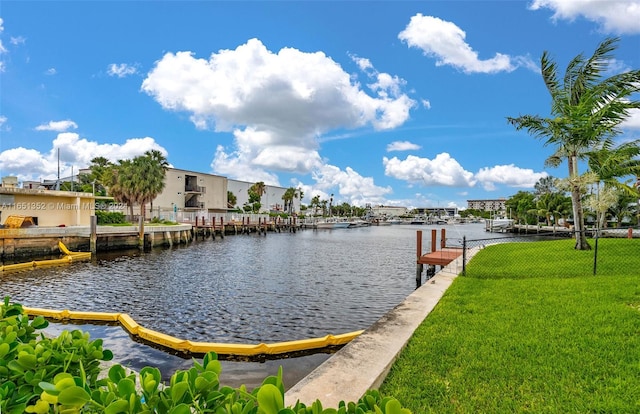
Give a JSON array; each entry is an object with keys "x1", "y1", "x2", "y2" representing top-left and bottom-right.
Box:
[
  {"x1": 191, "y1": 216, "x2": 301, "y2": 239},
  {"x1": 415, "y1": 229, "x2": 463, "y2": 286}
]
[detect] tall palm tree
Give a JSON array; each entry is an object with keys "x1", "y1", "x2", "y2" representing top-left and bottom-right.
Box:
[
  {"x1": 113, "y1": 159, "x2": 136, "y2": 219},
  {"x1": 508, "y1": 37, "x2": 640, "y2": 250},
  {"x1": 141, "y1": 150, "x2": 169, "y2": 218},
  {"x1": 282, "y1": 187, "x2": 297, "y2": 213},
  {"x1": 248, "y1": 181, "x2": 266, "y2": 211}
]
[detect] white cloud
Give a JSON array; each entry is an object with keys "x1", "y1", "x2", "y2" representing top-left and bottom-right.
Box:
[
  {"x1": 0, "y1": 147, "x2": 57, "y2": 177},
  {"x1": 621, "y1": 108, "x2": 640, "y2": 129},
  {"x1": 107, "y1": 63, "x2": 138, "y2": 78},
  {"x1": 0, "y1": 18, "x2": 6, "y2": 72},
  {"x1": 45, "y1": 68, "x2": 56, "y2": 75},
  {"x1": 142, "y1": 38, "x2": 415, "y2": 178},
  {"x1": 10, "y1": 35, "x2": 25, "y2": 46},
  {"x1": 386, "y1": 141, "x2": 421, "y2": 152},
  {"x1": 0, "y1": 115, "x2": 7, "y2": 130},
  {"x1": 35, "y1": 120, "x2": 78, "y2": 132},
  {"x1": 0, "y1": 133, "x2": 168, "y2": 181},
  {"x1": 398, "y1": 13, "x2": 536, "y2": 74},
  {"x1": 383, "y1": 153, "x2": 477, "y2": 187},
  {"x1": 530, "y1": 0, "x2": 640, "y2": 34},
  {"x1": 382, "y1": 153, "x2": 548, "y2": 192},
  {"x1": 475, "y1": 164, "x2": 548, "y2": 191},
  {"x1": 309, "y1": 164, "x2": 393, "y2": 207}
]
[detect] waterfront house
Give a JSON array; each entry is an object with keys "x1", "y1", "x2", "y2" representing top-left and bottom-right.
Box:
[{"x1": 0, "y1": 187, "x2": 95, "y2": 227}]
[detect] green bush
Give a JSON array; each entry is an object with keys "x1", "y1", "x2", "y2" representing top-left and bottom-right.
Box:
[
  {"x1": 0, "y1": 298, "x2": 411, "y2": 414},
  {"x1": 95, "y1": 210, "x2": 127, "y2": 225}
]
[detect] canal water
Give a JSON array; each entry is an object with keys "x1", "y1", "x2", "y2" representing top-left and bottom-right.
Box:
[{"x1": 1, "y1": 223, "x2": 501, "y2": 388}]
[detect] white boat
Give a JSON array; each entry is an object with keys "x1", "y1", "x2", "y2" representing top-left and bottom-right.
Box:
[
  {"x1": 386, "y1": 218, "x2": 404, "y2": 225},
  {"x1": 314, "y1": 219, "x2": 350, "y2": 229},
  {"x1": 486, "y1": 218, "x2": 514, "y2": 231}
]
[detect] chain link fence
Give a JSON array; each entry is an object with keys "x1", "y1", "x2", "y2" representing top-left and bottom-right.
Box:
[{"x1": 460, "y1": 227, "x2": 639, "y2": 278}]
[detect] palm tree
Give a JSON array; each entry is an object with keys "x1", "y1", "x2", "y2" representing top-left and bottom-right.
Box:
[
  {"x1": 282, "y1": 187, "x2": 297, "y2": 213},
  {"x1": 113, "y1": 159, "x2": 136, "y2": 219},
  {"x1": 607, "y1": 191, "x2": 639, "y2": 227},
  {"x1": 87, "y1": 156, "x2": 112, "y2": 196},
  {"x1": 141, "y1": 150, "x2": 169, "y2": 218},
  {"x1": 508, "y1": 37, "x2": 640, "y2": 250},
  {"x1": 248, "y1": 182, "x2": 266, "y2": 212},
  {"x1": 310, "y1": 195, "x2": 320, "y2": 216},
  {"x1": 586, "y1": 141, "x2": 640, "y2": 228}
]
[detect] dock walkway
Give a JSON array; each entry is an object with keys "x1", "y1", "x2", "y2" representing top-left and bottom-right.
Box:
[{"x1": 415, "y1": 229, "x2": 463, "y2": 286}]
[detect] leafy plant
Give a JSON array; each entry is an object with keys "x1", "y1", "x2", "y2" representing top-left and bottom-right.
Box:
[{"x1": 1, "y1": 297, "x2": 412, "y2": 413}]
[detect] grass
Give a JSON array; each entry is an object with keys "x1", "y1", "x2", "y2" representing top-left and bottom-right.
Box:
[{"x1": 379, "y1": 238, "x2": 640, "y2": 413}]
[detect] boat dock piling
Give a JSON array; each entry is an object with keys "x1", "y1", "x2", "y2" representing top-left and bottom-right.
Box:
[
  {"x1": 192, "y1": 216, "x2": 300, "y2": 238},
  {"x1": 416, "y1": 229, "x2": 463, "y2": 287}
]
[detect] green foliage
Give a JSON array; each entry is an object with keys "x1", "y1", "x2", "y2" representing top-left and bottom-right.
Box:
[
  {"x1": 95, "y1": 210, "x2": 127, "y2": 225},
  {"x1": 1, "y1": 297, "x2": 412, "y2": 414},
  {"x1": 149, "y1": 216, "x2": 177, "y2": 225}
]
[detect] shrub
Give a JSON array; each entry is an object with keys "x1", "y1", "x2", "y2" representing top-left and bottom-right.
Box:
[
  {"x1": 0, "y1": 297, "x2": 412, "y2": 414},
  {"x1": 95, "y1": 210, "x2": 127, "y2": 225}
]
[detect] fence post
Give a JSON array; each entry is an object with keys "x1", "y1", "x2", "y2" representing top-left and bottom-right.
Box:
[
  {"x1": 593, "y1": 229, "x2": 599, "y2": 276},
  {"x1": 462, "y1": 236, "x2": 466, "y2": 276}
]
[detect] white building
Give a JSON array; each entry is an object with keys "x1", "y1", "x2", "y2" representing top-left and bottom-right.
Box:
[
  {"x1": 467, "y1": 199, "x2": 507, "y2": 212},
  {"x1": 370, "y1": 205, "x2": 409, "y2": 218},
  {"x1": 152, "y1": 168, "x2": 228, "y2": 216}
]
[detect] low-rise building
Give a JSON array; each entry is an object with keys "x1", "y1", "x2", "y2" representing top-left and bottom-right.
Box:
[
  {"x1": 370, "y1": 205, "x2": 409, "y2": 218},
  {"x1": 467, "y1": 198, "x2": 507, "y2": 212},
  {"x1": 0, "y1": 187, "x2": 94, "y2": 227},
  {"x1": 151, "y1": 168, "x2": 228, "y2": 217}
]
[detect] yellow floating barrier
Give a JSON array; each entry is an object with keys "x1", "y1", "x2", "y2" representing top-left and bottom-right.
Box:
[
  {"x1": 1, "y1": 242, "x2": 91, "y2": 273},
  {"x1": 23, "y1": 306, "x2": 364, "y2": 358}
]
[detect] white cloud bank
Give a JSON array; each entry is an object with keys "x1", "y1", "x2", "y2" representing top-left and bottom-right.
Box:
[
  {"x1": 530, "y1": 0, "x2": 640, "y2": 35},
  {"x1": 398, "y1": 14, "x2": 536, "y2": 74},
  {"x1": 383, "y1": 152, "x2": 547, "y2": 192},
  {"x1": 35, "y1": 120, "x2": 78, "y2": 132},
  {"x1": 141, "y1": 38, "x2": 416, "y2": 186},
  {"x1": 0, "y1": 132, "x2": 168, "y2": 181}
]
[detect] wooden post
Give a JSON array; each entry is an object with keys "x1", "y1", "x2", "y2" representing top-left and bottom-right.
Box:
[
  {"x1": 628, "y1": 228, "x2": 633, "y2": 239},
  {"x1": 90, "y1": 215, "x2": 97, "y2": 255},
  {"x1": 441, "y1": 228, "x2": 446, "y2": 249},
  {"x1": 431, "y1": 229, "x2": 437, "y2": 253},
  {"x1": 138, "y1": 216, "x2": 144, "y2": 250}
]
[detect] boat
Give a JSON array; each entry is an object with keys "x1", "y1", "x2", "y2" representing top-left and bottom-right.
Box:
[
  {"x1": 386, "y1": 218, "x2": 404, "y2": 225},
  {"x1": 486, "y1": 218, "x2": 514, "y2": 232},
  {"x1": 314, "y1": 219, "x2": 350, "y2": 229},
  {"x1": 348, "y1": 219, "x2": 370, "y2": 228},
  {"x1": 410, "y1": 216, "x2": 426, "y2": 225}
]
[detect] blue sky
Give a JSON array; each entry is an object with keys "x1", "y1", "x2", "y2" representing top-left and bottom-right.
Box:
[{"x1": 1, "y1": 1, "x2": 639, "y2": 209}]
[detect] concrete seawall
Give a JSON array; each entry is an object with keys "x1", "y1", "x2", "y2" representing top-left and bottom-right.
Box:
[{"x1": 0, "y1": 224, "x2": 193, "y2": 260}]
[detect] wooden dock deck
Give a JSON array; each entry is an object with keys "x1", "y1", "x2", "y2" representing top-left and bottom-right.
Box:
[{"x1": 415, "y1": 229, "x2": 463, "y2": 286}]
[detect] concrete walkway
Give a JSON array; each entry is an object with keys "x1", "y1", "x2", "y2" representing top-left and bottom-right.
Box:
[{"x1": 284, "y1": 249, "x2": 478, "y2": 407}]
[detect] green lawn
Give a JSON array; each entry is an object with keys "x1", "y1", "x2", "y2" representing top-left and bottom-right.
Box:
[{"x1": 380, "y1": 238, "x2": 640, "y2": 413}]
